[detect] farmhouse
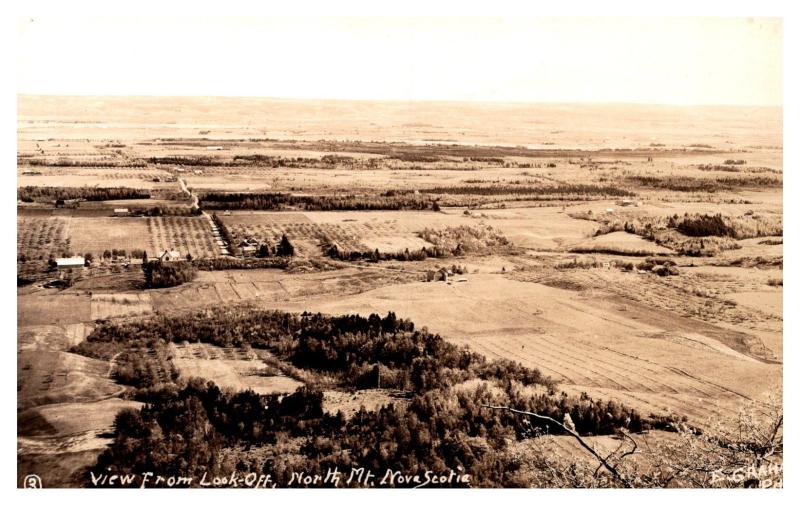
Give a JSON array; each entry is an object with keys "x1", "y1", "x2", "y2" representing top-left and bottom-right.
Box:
[
  {"x1": 55, "y1": 257, "x2": 85, "y2": 270},
  {"x1": 238, "y1": 237, "x2": 260, "y2": 256},
  {"x1": 157, "y1": 250, "x2": 181, "y2": 262}
]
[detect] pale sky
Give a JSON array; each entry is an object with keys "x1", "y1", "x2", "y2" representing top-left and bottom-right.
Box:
[{"x1": 16, "y1": 17, "x2": 783, "y2": 106}]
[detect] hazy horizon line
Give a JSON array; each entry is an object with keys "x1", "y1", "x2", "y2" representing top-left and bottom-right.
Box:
[{"x1": 17, "y1": 93, "x2": 783, "y2": 109}]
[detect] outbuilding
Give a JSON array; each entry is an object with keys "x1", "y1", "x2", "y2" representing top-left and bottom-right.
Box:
[{"x1": 55, "y1": 257, "x2": 85, "y2": 269}]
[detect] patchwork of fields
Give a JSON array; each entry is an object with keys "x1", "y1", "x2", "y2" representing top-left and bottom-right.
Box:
[
  {"x1": 18, "y1": 214, "x2": 220, "y2": 259},
  {"x1": 16, "y1": 96, "x2": 783, "y2": 487}
]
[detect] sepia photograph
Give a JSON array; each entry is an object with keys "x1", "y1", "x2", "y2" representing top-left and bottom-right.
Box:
[{"x1": 8, "y1": 4, "x2": 792, "y2": 495}]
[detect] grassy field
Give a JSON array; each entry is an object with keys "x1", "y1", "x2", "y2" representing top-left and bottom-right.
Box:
[
  {"x1": 66, "y1": 217, "x2": 153, "y2": 257},
  {"x1": 170, "y1": 342, "x2": 303, "y2": 395}
]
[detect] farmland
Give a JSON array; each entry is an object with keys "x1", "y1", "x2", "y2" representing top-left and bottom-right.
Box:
[
  {"x1": 16, "y1": 96, "x2": 782, "y2": 488},
  {"x1": 16, "y1": 213, "x2": 220, "y2": 260}
]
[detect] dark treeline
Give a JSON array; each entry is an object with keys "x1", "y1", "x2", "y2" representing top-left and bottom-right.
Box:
[
  {"x1": 148, "y1": 155, "x2": 320, "y2": 168},
  {"x1": 192, "y1": 256, "x2": 289, "y2": 271},
  {"x1": 145, "y1": 154, "x2": 366, "y2": 169},
  {"x1": 387, "y1": 153, "x2": 442, "y2": 163},
  {"x1": 201, "y1": 192, "x2": 435, "y2": 211},
  {"x1": 142, "y1": 261, "x2": 197, "y2": 288},
  {"x1": 323, "y1": 242, "x2": 451, "y2": 262},
  {"x1": 695, "y1": 164, "x2": 742, "y2": 173},
  {"x1": 21, "y1": 158, "x2": 146, "y2": 168},
  {"x1": 715, "y1": 175, "x2": 782, "y2": 188},
  {"x1": 626, "y1": 175, "x2": 782, "y2": 192},
  {"x1": 211, "y1": 213, "x2": 238, "y2": 255},
  {"x1": 411, "y1": 184, "x2": 635, "y2": 198},
  {"x1": 18, "y1": 186, "x2": 150, "y2": 203},
  {"x1": 463, "y1": 157, "x2": 505, "y2": 164}
]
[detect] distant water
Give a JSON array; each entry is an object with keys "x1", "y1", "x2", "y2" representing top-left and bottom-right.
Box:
[{"x1": 18, "y1": 95, "x2": 782, "y2": 150}]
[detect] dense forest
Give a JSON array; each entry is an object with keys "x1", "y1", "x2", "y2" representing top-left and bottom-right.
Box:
[
  {"x1": 80, "y1": 309, "x2": 664, "y2": 487},
  {"x1": 18, "y1": 186, "x2": 150, "y2": 203}
]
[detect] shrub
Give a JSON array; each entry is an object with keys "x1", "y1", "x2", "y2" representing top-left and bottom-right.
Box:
[{"x1": 675, "y1": 214, "x2": 735, "y2": 237}]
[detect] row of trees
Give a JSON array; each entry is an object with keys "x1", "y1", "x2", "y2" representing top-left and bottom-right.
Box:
[
  {"x1": 191, "y1": 256, "x2": 289, "y2": 271},
  {"x1": 210, "y1": 213, "x2": 237, "y2": 254},
  {"x1": 414, "y1": 184, "x2": 635, "y2": 198},
  {"x1": 18, "y1": 185, "x2": 150, "y2": 203},
  {"x1": 148, "y1": 154, "x2": 321, "y2": 167},
  {"x1": 627, "y1": 175, "x2": 781, "y2": 192},
  {"x1": 323, "y1": 243, "x2": 450, "y2": 262},
  {"x1": 200, "y1": 192, "x2": 436, "y2": 211}
]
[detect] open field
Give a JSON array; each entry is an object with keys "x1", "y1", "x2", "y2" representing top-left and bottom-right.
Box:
[
  {"x1": 59, "y1": 217, "x2": 152, "y2": 257},
  {"x1": 170, "y1": 342, "x2": 303, "y2": 395},
  {"x1": 90, "y1": 292, "x2": 152, "y2": 320},
  {"x1": 569, "y1": 231, "x2": 675, "y2": 255},
  {"x1": 247, "y1": 273, "x2": 780, "y2": 430}
]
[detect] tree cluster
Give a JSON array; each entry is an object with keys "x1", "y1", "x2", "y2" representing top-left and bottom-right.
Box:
[
  {"x1": 671, "y1": 213, "x2": 736, "y2": 238},
  {"x1": 142, "y1": 261, "x2": 197, "y2": 288}
]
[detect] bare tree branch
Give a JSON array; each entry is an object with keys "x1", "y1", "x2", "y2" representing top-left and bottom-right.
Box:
[{"x1": 482, "y1": 403, "x2": 633, "y2": 488}]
